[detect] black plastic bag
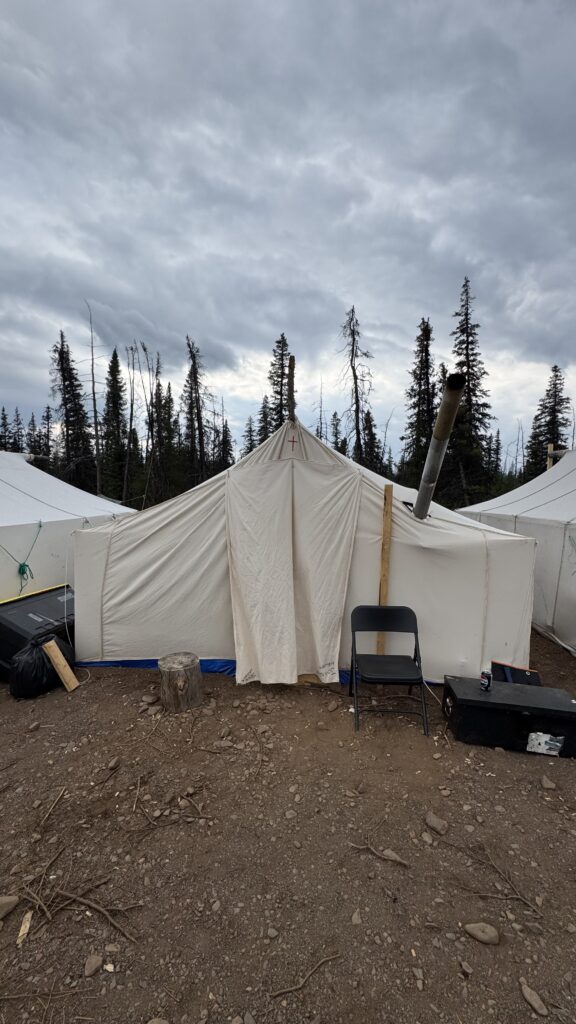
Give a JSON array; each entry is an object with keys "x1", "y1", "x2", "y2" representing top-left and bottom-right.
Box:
[{"x1": 9, "y1": 634, "x2": 75, "y2": 700}]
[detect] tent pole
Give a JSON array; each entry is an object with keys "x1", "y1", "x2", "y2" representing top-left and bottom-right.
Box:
[{"x1": 377, "y1": 484, "x2": 393, "y2": 655}]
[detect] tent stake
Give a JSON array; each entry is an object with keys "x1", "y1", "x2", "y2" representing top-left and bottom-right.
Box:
[{"x1": 377, "y1": 484, "x2": 393, "y2": 655}]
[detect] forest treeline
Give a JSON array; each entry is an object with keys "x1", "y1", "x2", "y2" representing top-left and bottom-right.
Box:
[{"x1": 0, "y1": 278, "x2": 573, "y2": 510}]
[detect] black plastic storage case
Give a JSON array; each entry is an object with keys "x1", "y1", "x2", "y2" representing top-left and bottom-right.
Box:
[
  {"x1": 0, "y1": 586, "x2": 74, "y2": 677},
  {"x1": 443, "y1": 675, "x2": 576, "y2": 758}
]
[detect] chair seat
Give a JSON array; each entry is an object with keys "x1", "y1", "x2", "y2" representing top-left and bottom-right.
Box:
[{"x1": 356, "y1": 653, "x2": 423, "y2": 684}]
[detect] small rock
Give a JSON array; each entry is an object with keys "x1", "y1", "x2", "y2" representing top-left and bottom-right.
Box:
[
  {"x1": 519, "y1": 977, "x2": 548, "y2": 1016},
  {"x1": 0, "y1": 895, "x2": 19, "y2": 921},
  {"x1": 84, "y1": 954, "x2": 103, "y2": 978},
  {"x1": 440, "y1": 788, "x2": 451, "y2": 798},
  {"x1": 459, "y1": 961, "x2": 473, "y2": 977},
  {"x1": 421, "y1": 831, "x2": 433, "y2": 845},
  {"x1": 566, "y1": 923, "x2": 576, "y2": 934},
  {"x1": 152, "y1": 809, "x2": 162, "y2": 819},
  {"x1": 541, "y1": 775, "x2": 556, "y2": 791},
  {"x1": 327, "y1": 700, "x2": 339, "y2": 712},
  {"x1": 244, "y1": 1014, "x2": 256, "y2": 1024},
  {"x1": 108, "y1": 756, "x2": 120, "y2": 771},
  {"x1": 141, "y1": 693, "x2": 158, "y2": 705},
  {"x1": 267, "y1": 927, "x2": 278, "y2": 939},
  {"x1": 211, "y1": 900, "x2": 221, "y2": 913},
  {"x1": 352, "y1": 909, "x2": 362, "y2": 925},
  {"x1": 432, "y1": 752, "x2": 441, "y2": 759},
  {"x1": 103, "y1": 963, "x2": 114, "y2": 972},
  {"x1": 464, "y1": 922, "x2": 499, "y2": 945},
  {"x1": 425, "y1": 811, "x2": 448, "y2": 836},
  {"x1": 32, "y1": 799, "x2": 42, "y2": 809},
  {"x1": 317, "y1": 721, "x2": 327, "y2": 731},
  {"x1": 285, "y1": 809, "x2": 297, "y2": 820},
  {"x1": 29, "y1": 721, "x2": 40, "y2": 732},
  {"x1": 231, "y1": 1018, "x2": 243, "y2": 1024},
  {"x1": 146, "y1": 1020, "x2": 170, "y2": 1024}
]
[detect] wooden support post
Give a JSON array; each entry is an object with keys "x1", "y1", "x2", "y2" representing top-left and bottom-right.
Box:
[
  {"x1": 158, "y1": 652, "x2": 203, "y2": 713},
  {"x1": 377, "y1": 484, "x2": 393, "y2": 655},
  {"x1": 42, "y1": 639, "x2": 79, "y2": 692}
]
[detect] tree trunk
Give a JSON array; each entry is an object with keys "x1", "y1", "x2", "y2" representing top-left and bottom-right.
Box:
[{"x1": 158, "y1": 652, "x2": 203, "y2": 713}]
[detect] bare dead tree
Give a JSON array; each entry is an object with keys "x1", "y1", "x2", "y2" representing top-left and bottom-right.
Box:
[
  {"x1": 122, "y1": 344, "x2": 136, "y2": 504},
  {"x1": 85, "y1": 301, "x2": 102, "y2": 495},
  {"x1": 340, "y1": 306, "x2": 372, "y2": 464}
]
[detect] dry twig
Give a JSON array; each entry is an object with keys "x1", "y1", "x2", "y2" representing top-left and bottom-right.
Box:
[
  {"x1": 132, "y1": 775, "x2": 141, "y2": 813},
  {"x1": 441, "y1": 839, "x2": 542, "y2": 917},
  {"x1": 39, "y1": 788, "x2": 66, "y2": 828},
  {"x1": 270, "y1": 953, "x2": 341, "y2": 998},
  {"x1": 349, "y1": 842, "x2": 410, "y2": 867},
  {"x1": 30, "y1": 878, "x2": 110, "y2": 938},
  {"x1": 54, "y1": 888, "x2": 137, "y2": 943}
]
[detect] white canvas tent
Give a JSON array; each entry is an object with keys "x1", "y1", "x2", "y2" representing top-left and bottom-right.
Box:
[
  {"x1": 460, "y1": 451, "x2": 576, "y2": 654},
  {"x1": 75, "y1": 422, "x2": 535, "y2": 683},
  {"x1": 0, "y1": 452, "x2": 134, "y2": 602}
]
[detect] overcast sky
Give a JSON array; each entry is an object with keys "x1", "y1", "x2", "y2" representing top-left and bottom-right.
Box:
[{"x1": 1, "y1": 0, "x2": 575, "y2": 464}]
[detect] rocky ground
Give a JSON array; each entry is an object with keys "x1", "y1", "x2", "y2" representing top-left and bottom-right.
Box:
[{"x1": 0, "y1": 631, "x2": 575, "y2": 1024}]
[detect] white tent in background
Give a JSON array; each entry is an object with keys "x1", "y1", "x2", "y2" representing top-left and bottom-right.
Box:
[
  {"x1": 460, "y1": 451, "x2": 576, "y2": 655},
  {"x1": 0, "y1": 452, "x2": 134, "y2": 602},
  {"x1": 74, "y1": 422, "x2": 535, "y2": 683}
]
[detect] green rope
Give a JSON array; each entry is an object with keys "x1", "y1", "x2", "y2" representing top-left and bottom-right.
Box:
[{"x1": 0, "y1": 522, "x2": 43, "y2": 594}]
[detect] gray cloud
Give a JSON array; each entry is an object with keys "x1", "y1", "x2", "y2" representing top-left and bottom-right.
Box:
[{"x1": 1, "y1": 0, "x2": 575, "y2": 453}]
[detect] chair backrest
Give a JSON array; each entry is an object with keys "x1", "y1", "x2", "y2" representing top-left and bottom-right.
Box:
[{"x1": 351, "y1": 605, "x2": 418, "y2": 637}]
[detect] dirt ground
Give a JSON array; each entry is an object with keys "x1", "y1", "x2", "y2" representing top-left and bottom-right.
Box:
[{"x1": 0, "y1": 632, "x2": 575, "y2": 1024}]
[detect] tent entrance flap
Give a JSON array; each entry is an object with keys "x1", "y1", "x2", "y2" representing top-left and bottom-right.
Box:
[{"x1": 226, "y1": 460, "x2": 361, "y2": 686}]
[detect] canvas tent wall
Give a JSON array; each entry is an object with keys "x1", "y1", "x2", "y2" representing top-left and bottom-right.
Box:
[
  {"x1": 75, "y1": 422, "x2": 535, "y2": 684},
  {"x1": 0, "y1": 452, "x2": 134, "y2": 602},
  {"x1": 459, "y1": 451, "x2": 576, "y2": 655}
]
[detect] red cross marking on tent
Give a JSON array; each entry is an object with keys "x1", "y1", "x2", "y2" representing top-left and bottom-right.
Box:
[{"x1": 287, "y1": 435, "x2": 298, "y2": 451}]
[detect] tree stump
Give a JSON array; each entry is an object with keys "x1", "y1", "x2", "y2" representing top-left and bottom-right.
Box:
[{"x1": 158, "y1": 652, "x2": 203, "y2": 713}]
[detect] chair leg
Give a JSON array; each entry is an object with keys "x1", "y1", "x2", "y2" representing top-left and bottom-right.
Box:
[
  {"x1": 420, "y1": 682, "x2": 429, "y2": 736},
  {"x1": 353, "y1": 672, "x2": 360, "y2": 731}
]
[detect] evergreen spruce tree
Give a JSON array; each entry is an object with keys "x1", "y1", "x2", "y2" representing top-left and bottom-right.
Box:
[
  {"x1": 9, "y1": 408, "x2": 25, "y2": 452},
  {"x1": 0, "y1": 407, "x2": 9, "y2": 450},
  {"x1": 26, "y1": 413, "x2": 42, "y2": 456},
  {"x1": 341, "y1": 306, "x2": 372, "y2": 465},
  {"x1": 257, "y1": 395, "x2": 272, "y2": 445},
  {"x1": 182, "y1": 337, "x2": 208, "y2": 487},
  {"x1": 437, "y1": 278, "x2": 492, "y2": 507},
  {"x1": 524, "y1": 365, "x2": 571, "y2": 480},
  {"x1": 100, "y1": 348, "x2": 128, "y2": 499},
  {"x1": 50, "y1": 331, "x2": 95, "y2": 490},
  {"x1": 267, "y1": 333, "x2": 291, "y2": 430},
  {"x1": 220, "y1": 419, "x2": 234, "y2": 470},
  {"x1": 40, "y1": 406, "x2": 54, "y2": 462},
  {"x1": 384, "y1": 446, "x2": 395, "y2": 479},
  {"x1": 241, "y1": 415, "x2": 257, "y2": 456},
  {"x1": 329, "y1": 411, "x2": 348, "y2": 456},
  {"x1": 362, "y1": 410, "x2": 384, "y2": 474},
  {"x1": 398, "y1": 318, "x2": 436, "y2": 488}
]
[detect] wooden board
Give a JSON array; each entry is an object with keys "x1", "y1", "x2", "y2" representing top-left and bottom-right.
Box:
[
  {"x1": 377, "y1": 483, "x2": 394, "y2": 655},
  {"x1": 296, "y1": 673, "x2": 322, "y2": 686},
  {"x1": 42, "y1": 639, "x2": 80, "y2": 692}
]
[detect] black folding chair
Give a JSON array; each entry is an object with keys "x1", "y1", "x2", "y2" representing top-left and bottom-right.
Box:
[{"x1": 349, "y1": 605, "x2": 428, "y2": 735}]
